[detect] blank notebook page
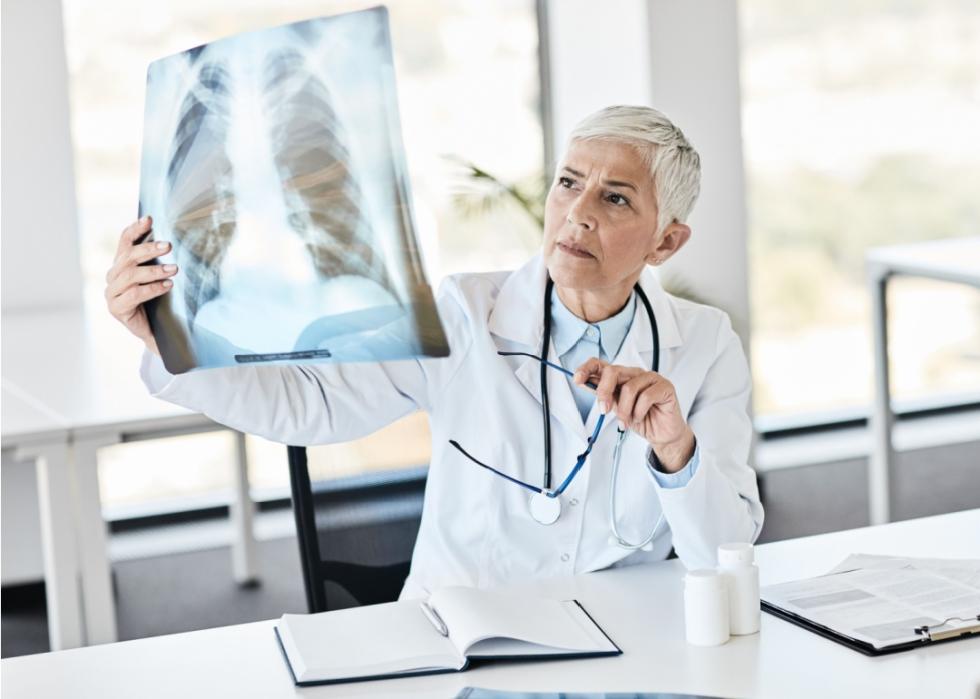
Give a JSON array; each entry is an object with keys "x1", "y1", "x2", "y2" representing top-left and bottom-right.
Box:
[
  {"x1": 278, "y1": 601, "x2": 461, "y2": 679},
  {"x1": 430, "y1": 587, "x2": 613, "y2": 654}
]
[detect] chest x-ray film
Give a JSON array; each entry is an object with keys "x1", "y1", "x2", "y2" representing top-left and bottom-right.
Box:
[{"x1": 137, "y1": 6, "x2": 449, "y2": 374}]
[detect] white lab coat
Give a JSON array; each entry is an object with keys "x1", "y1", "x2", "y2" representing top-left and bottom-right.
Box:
[{"x1": 141, "y1": 254, "x2": 764, "y2": 599}]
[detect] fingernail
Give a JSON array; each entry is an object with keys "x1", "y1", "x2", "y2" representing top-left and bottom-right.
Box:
[
  {"x1": 163, "y1": 264, "x2": 176, "y2": 272},
  {"x1": 141, "y1": 215, "x2": 150, "y2": 224},
  {"x1": 599, "y1": 401, "x2": 608, "y2": 414},
  {"x1": 162, "y1": 280, "x2": 173, "y2": 288},
  {"x1": 156, "y1": 241, "x2": 169, "y2": 250}
]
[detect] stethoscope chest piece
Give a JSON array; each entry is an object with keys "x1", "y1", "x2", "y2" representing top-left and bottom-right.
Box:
[{"x1": 529, "y1": 491, "x2": 561, "y2": 525}]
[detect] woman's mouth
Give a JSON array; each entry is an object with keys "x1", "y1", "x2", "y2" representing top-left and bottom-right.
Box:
[{"x1": 557, "y1": 241, "x2": 595, "y2": 259}]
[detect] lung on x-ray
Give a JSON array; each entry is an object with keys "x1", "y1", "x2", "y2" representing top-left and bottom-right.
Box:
[{"x1": 137, "y1": 6, "x2": 449, "y2": 373}]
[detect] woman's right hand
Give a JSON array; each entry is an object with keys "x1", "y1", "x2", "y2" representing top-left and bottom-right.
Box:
[{"x1": 105, "y1": 216, "x2": 178, "y2": 357}]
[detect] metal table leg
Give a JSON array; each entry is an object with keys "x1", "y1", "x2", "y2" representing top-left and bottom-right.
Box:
[{"x1": 868, "y1": 264, "x2": 896, "y2": 525}]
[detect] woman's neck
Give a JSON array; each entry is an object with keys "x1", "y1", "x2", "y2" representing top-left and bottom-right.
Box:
[{"x1": 555, "y1": 282, "x2": 634, "y2": 323}]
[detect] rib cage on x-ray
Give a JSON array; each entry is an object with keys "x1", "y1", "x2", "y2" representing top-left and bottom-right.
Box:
[
  {"x1": 166, "y1": 62, "x2": 237, "y2": 321},
  {"x1": 140, "y1": 8, "x2": 451, "y2": 372},
  {"x1": 261, "y1": 47, "x2": 391, "y2": 292},
  {"x1": 164, "y1": 45, "x2": 392, "y2": 326}
]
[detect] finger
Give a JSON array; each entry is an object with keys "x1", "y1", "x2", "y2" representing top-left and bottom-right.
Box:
[
  {"x1": 630, "y1": 379, "x2": 673, "y2": 426},
  {"x1": 595, "y1": 365, "x2": 625, "y2": 413},
  {"x1": 106, "y1": 261, "x2": 175, "y2": 299},
  {"x1": 597, "y1": 365, "x2": 648, "y2": 413},
  {"x1": 116, "y1": 216, "x2": 153, "y2": 256},
  {"x1": 573, "y1": 357, "x2": 608, "y2": 388},
  {"x1": 106, "y1": 255, "x2": 174, "y2": 289},
  {"x1": 114, "y1": 263, "x2": 179, "y2": 297},
  {"x1": 615, "y1": 373, "x2": 659, "y2": 425},
  {"x1": 124, "y1": 239, "x2": 172, "y2": 266},
  {"x1": 110, "y1": 279, "x2": 173, "y2": 315},
  {"x1": 107, "y1": 263, "x2": 176, "y2": 304}
]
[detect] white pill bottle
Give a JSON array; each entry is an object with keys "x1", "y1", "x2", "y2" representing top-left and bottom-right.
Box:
[
  {"x1": 718, "y1": 542, "x2": 761, "y2": 635},
  {"x1": 683, "y1": 569, "x2": 730, "y2": 646}
]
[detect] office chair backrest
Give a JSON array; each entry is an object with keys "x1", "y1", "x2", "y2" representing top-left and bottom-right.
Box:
[{"x1": 286, "y1": 445, "x2": 421, "y2": 613}]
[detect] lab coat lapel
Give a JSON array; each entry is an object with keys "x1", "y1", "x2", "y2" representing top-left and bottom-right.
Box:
[
  {"x1": 491, "y1": 255, "x2": 589, "y2": 443},
  {"x1": 512, "y1": 340, "x2": 590, "y2": 443}
]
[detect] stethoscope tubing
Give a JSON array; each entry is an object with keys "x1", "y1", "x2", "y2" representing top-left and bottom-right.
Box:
[{"x1": 540, "y1": 277, "x2": 663, "y2": 550}]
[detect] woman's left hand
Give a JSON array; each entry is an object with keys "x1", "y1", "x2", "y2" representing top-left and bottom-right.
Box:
[{"x1": 574, "y1": 357, "x2": 695, "y2": 473}]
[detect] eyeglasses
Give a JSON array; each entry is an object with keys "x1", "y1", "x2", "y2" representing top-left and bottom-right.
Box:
[{"x1": 447, "y1": 351, "x2": 605, "y2": 498}]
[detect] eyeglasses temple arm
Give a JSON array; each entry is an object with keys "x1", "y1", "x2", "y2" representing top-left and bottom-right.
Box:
[
  {"x1": 551, "y1": 413, "x2": 606, "y2": 496},
  {"x1": 447, "y1": 440, "x2": 543, "y2": 495},
  {"x1": 497, "y1": 351, "x2": 599, "y2": 390}
]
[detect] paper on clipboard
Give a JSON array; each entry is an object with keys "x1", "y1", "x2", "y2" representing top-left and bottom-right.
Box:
[
  {"x1": 762, "y1": 556, "x2": 980, "y2": 650},
  {"x1": 828, "y1": 554, "x2": 980, "y2": 587}
]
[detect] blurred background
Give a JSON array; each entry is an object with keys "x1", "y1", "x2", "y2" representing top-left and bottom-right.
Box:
[{"x1": 2, "y1": 0, "x2": 978, "y2": 658}]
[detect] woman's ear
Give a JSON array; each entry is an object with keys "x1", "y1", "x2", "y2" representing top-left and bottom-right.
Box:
[{"x1": 645, "y1": 222, "x2": 692, "y2": 265}]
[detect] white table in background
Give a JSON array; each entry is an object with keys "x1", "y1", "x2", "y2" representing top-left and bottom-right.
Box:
[
  {"x1": 1, "y1": 385, "x2": 81, "y2": 645},
  {"x1": 3, "y1": 509, "x2": 978, "y2": 699},
  {"x1": 865, "y1": 236, "x2": 980, "y2": 525},
  {"x1": 1, "y1": 306, "x2": 259, "y2": 651}
]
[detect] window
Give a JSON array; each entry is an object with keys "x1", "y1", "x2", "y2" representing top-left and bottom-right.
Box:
[
  {"x1": 64, "y1": 0, "x2": 544, "y2": 509},
  {"x1": 739, "y1": 0, "x2": 980, "y2": 422}
]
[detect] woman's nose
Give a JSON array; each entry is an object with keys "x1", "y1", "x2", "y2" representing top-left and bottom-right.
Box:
[{"x1": 566, "y1": 194, "x2": 596, "y2": 231}]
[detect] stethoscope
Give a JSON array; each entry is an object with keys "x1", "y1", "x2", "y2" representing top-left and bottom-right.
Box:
[
  {"x1": 537, "y1": 277, "x2": 665, "y2": 550},
  {"x1": 449, "y1": 278, "x2": 666, "y2": 551}
]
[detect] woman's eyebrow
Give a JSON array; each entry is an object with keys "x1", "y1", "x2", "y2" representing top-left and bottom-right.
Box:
[
  {"x1": 561, "y1": 166, "x2": 637, "y2": 192},
  {"x1": 604, "y1": 179, "x2": 638, "y2": 192}
]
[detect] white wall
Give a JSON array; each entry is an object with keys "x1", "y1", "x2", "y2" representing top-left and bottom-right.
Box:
[
  {"x1": 1, "y1": 0, "x2": 81, "y2": 584},
  {"x1": 545, "y1": 0, "x2": 654, "y2": 159},
  {"x1": 544, "y1": 0, "x2": 752, "y2": 346},
  {"x1": 645, "y1": 0, "x2": 752, "y2": 344},
  {"x1": 1, "y1": 0, "x2": 83, "y2": 312}
]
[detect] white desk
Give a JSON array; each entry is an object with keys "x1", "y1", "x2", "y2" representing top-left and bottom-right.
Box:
[
  {"x1": 1, "y1": 385, "x2": 82, "y2": 645},
  {"x1": 865, "y1": 236, "x2": 980, "y2": 525},
  {"x1": 1, "y1": 306, "x2": 259, "y2": 650},
  {"x1": 3, "y1": 509, "x2": 978, "y2": 699}
]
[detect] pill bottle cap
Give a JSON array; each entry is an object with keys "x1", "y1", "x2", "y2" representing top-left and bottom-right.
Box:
[
  {"x1": 717, "y1": 542, "x2": 754, "y2": 568},
  {"x1": 685, "y1": 569, "x2": 726, "y2": 590}
]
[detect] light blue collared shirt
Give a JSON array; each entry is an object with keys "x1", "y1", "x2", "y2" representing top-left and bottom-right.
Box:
[{"x1": 550, "y1": 287, "x2": 699, "y2": 488}]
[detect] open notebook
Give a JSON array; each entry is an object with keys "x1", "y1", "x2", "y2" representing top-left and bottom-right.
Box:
[{"x1": 274, "y1": 586, "x2": 621, "y2": 686}]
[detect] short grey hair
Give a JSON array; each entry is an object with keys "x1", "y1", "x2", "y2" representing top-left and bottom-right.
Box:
[{"x1": 567, "y1": 105, "x2": 701, "y2": 235}]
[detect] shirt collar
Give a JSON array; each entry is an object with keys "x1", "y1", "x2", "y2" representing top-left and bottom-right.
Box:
[
  {"x1": 550, "y1": 285, "x2": 636, "y2": 360},
  {"x1": 486, "y1": 253, "x2": 684, "y2": 352}
]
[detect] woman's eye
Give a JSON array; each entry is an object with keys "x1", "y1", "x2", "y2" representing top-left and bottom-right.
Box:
[
  {"x1": 558, "y1": 176, "x2": 575, "y2": 188},
  {"x1": 607, "y1": 192, "x2": 629, "y2": 206}
]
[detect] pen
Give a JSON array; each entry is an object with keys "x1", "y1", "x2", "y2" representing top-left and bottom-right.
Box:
[{"x1": 420, "y1": 601, "x2": 449, "y2": 636}]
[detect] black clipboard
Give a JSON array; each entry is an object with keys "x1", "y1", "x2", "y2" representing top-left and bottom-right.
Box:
[{"x1": 762, "y1": 601, "x2": 980, "y2": 656}]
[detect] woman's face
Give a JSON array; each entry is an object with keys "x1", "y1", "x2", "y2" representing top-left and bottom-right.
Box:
[{"x1": 542, "y1": 138, "x2": 663, "y2": 294}]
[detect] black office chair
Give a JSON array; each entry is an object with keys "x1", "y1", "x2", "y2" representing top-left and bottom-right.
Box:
[{"x1": 286, "y1": 445, "x2": 424, "y2": 613}]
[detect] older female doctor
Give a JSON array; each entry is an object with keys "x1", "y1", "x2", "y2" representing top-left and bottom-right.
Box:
[{"x1": 106, "y1": 105, "x2": 764, "y2": 599}]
